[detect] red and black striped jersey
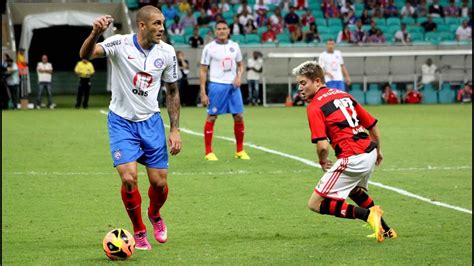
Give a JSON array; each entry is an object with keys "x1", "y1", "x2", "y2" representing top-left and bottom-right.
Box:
[{"x1": 306, "y1": 87, "x2": 378, "y2": 158}]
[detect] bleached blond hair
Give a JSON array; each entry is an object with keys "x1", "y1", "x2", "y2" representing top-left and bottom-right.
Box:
[{"x1": 292, "y1": 61, "x2": 325, "y2": 83}]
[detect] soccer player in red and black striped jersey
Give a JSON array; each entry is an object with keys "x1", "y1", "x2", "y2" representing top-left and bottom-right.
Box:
[{"x1": 293, "y1": 61, "x2": 397, "y2": 242}]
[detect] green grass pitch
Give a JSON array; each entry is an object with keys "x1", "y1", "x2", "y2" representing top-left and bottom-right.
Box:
[{"x1": 2, "y1": 96, "x2": 472, "y2": 265}]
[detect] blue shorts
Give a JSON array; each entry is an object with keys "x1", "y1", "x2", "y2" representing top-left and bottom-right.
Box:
[
  {"x1": 207, "y1": 82, "x2": 244, "y2": 115},
  {"x1": 107, "y1": 111, "x2": 168, "y2": 169},
  {"x1": 326, "y1": 80, "x2": 346, "y2": 91}
]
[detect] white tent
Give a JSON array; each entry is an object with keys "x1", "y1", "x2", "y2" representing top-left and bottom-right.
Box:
[{"x1": 19, "y1": 10, "x2": 114, "y2": 93}]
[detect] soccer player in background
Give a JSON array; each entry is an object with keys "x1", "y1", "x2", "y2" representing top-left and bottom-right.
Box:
[
  {"x1": 199, "y1": 21, "x2": 250, "y2": 161},
  {"x1": 317, "y1": 39, "x2": 351, "y2": 91},
  {"x1": 79, "y1": 5, "x2": 182, "y2": 250},
  {"x1": 292, "y1": 61, "x2": 396, "y2": 242}
]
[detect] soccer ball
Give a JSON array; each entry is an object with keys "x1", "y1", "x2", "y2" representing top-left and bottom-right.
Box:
[{"x1": 102, "y1": 228, "x2": 135, "y2": 260}]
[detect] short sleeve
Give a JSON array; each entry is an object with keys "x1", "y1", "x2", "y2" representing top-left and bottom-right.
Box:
[
  {"x1": 338, "y1": 51, "x2": 344, "y2": 65},
  {"x1": 307, "y1": 104, "x2": 327, "y2": 143},
  {"x1": 98, "y1": 34, "x2": 123, "y2": 57},
  {"x1": 162, "y1": 49, "x2": 179, "y2": 83},
  {"x1": 235, "y1": 44, "x2": 243, "y2": 63},
  {"x1": 201, "y1": 44, "x2": 211, "y2": 65},
  {"x1": 354, "y1": 99, "x2": 377, "y2": 129}
]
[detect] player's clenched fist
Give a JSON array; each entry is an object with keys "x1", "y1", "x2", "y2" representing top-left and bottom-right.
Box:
[{"x1": 93, "y1": 15, "x2": 113, "y2": 35}]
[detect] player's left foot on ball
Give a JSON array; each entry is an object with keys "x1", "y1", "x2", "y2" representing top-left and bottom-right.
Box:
[
  {"x1": 149, "y1": 216, "x2": 167, "y2": 243},
  {"x1": 234, "y1": 150, "x2": 250, "y2": 160},
  {"x1": 367, "y1": 205, "x2": 384, "y2": 243}
]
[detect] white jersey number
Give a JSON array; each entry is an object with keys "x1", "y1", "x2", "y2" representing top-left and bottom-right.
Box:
[{"x1": 333, "y1": 98, "x2": 359, "y2": 128}]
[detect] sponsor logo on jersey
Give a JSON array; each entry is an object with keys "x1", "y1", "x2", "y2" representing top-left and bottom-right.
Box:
[
  {"x1": 132, "y1": 71, "x2": 153, "y2": 97},
  {"x1": 105, "y1": 40, "x2": 121, "y2": 47},
  {"x1": 154, "y1": 58, "x2": 164, "y2": 69},
  {"x1": 172, "y1": 56, "x2": 177, "y2": 79}
]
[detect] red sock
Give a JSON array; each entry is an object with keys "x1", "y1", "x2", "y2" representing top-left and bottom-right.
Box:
[
  {"x1": 147, "y1": 185, "x2": 169, "y2": 219},
  {"x1": 204, "y1": 121, "x2": 215, "y2": 154},
  {"x1": 234, "y1": 121, "x2": 244, "y2": 152},
  {"x1": 120, "y1": 186, "x2": 146, "y2": 233}
]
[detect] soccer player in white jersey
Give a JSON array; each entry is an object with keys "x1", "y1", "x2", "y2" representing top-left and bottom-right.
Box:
[
  {"x1": 317, "y1": 39, "x2": 351, "y2": 91},
  {"x1": 200, "y1": 21, "x2": 250, "y2": 161},
  {"x1": 79, "y1": 6, "x2": 181, "y2": 250}
]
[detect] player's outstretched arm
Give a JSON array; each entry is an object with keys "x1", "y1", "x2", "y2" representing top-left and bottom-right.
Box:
[
  {"x1": 368, "y1": 125, "x2": 383, "y2": 165},
  {"x1": 80, "y1": 15, "x2": 113, "y2": 60},
  {"x1": 199, "y1": 65, "x2": 209, "y2": 106},
  {"x1": 165, "y1": 82, "x2": 182, "y2": 156}
]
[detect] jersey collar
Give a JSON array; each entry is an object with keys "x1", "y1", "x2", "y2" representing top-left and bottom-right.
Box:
[{"x1": 133, "y1": 34, "x2": 155, "y2": 55}]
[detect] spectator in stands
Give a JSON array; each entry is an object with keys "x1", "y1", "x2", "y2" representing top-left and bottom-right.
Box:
[
  {"x1": 364, "y1": 0, "x2": 377, "y2": 13},
  {"x1": 337, "y1": 24, "x2": 354, "y2": 43},
  {"x1": 400, "y1": 1, "x2": 416, "y2": 18},
  {"x1": 280, "y1": 0, "x2": 292, "y2": 12},
  {"x1": 415, "y1": 0, "x2": 429, "y2": 18},
  {"x1": 420, "y1": 58, "x2": 438, "y2": 89},
  {"x1": 204, "y1": 29, "x2": 215, "y2": 45},
  {"x1": 429, "y1": 0, "x2": 444, "y2": 17},
  {"x1": 229, "y1": 15, "x2": 245, "y2": 36},
  {"x1": 444, "y1": 0, "x2": 460, "y2": 17},
  {"x1": 193, "y1": 0, "x2": 209, "y2": 11},
  {"x1": 255, "y1": 6, "x2": 269, "y2": 27},
  {"x1": 360, "y1": 9, "x2": 372, "y2": 25},
  {"x1": 244, "y1": 19, "x2": 258, "y2": 34},
  {"x1": 176, "y1": 51, "x2": 190, "y2": 105},
  {"x1": 421, "y1": 15, "x2": 437, "y2": 32},
  {"x1": 254, "y1": 0, "x2": 269, "y2": 14},
  {"x1": 177, "y1": 0, "x2": 192, "y2": 14},
  {"x1": 180, "y1": 10, "x2": 197, "y2": 29},
  {"x1": 239, "y1": 8, "x2": 255, "y2": 28},
  {"x1": 294, "y1": 0, "x2": 308, "y2": 10},
  {"x1": 301, "y1": 8, "x2": 315, "y2": 26},
  {"x1": 325, "y1": 0, "x2": 341, "y2": 19},
  {"x1": 340, "y1": 0, "x2": 355, "y2": 15},
  {"x1": 456, "y1": 20, "x2": 472, "y2": 41},
  {"x1": 261, "y1": 25, "x2": 277, "y2": 43},
  {"x1": 352, "y1": 19, "x2": 367, "y2": 43},
  {"x1": 270, "y1": 6, "x2": 284, "y2": 34},
  {"x1": 162, "y1": 2, "x2": 179, "y2": 21},
  {"x1": 218, "y1": 0, "x2": 231, "y2": 13},
  {"x1": 290, "y1": 24, "x2": 304, "y2": 43},
  {"x1": 188, "y1": 27, "x2": 204, "y2": 48},
  {"x1": 367, "y1": 20, "x2": 379, "y2": 37},
  {"x1": 74, "y1": 58, "x2": 94, "y2": 109},
  {"x1": 460, "y1": 0, "x2": 470, "y2": 17},
  {"x1": 237, "y1": 0, "x2": 253, "y2": 14},
  {"x1": 382, "y1": 83, "x2": 400, "y2": 104},
  {"x1": 207, "y1": 3, "x2": 221, "y2": 21},
  {"x1": 367, "y1": 29, "x2": 386, "y2": 43},
  {"x1": 372, "y1": 3, "x2": 385, "y2": 19},
  {"x1": 284, "y1": 6, "x2": 300, "y2": 33},
  {"x1": 5, "y1": 54, "x2": 19, "y2": 109},
  {"x1": 36, "y1": 54, "x2": 55, "y2": 109},
  {"x1": 343, "y1": 8, "x2": 358, "y2": 25},
  {"x1": 384, "y1": 0, "x2": 399, "y2": 18},
  {"x1": 457, "y1": 82, "x2": 472, "y2": 103},
  {"x1": 304, "y1": 22, "x2": 321, "y2": 43},
  {"x1": 197, "y1": 8, "x2": 211, "y2": 28},
  {"x1": 394, "y1": 23, "x2": 412, "y2": 43},
  {"x1": 169, "y1": 16, "x2": 184, "y2": 36},
  {"x1": 404, "y1": 86, "x2": 423, "y2": 104},
  {"x1": 246, "y1": 51, "x2": 263, "y2": 105}
]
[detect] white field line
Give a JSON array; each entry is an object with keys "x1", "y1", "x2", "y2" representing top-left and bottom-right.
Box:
[{"x1": 98, "y1": 110, "x2": 472, "y2": 215}]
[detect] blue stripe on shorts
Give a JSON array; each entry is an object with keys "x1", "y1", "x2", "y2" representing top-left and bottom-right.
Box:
[
  {"x1": 107, "y1": 111, "x2": 168, "y2": 169},
  {"x1": 207, "y1": 82, "x2": 244, "y2": 115}
]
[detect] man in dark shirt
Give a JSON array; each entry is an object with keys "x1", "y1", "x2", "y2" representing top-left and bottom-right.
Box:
[
  {"x1": 421, "y1": 16, "x2": 437, "y2": 32},
  {"x1": 188, "y1": 28, "x2": 204, "y2": 48}
]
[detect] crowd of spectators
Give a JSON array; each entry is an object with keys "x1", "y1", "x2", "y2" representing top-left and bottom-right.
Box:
[{"x1": 130, "y1": 0, "x2": 472, "y2": 47}]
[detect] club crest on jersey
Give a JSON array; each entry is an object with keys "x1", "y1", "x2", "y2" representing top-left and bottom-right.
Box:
[
  {"x1": 114, "y1": 150, "x2": 121, "y2": 160},
  {"x1": 154, "y1": 58, "x2": 165, "y2": 69},
  {"x1": 229, "y1": 47, "x2": 235, "y2": 53}
]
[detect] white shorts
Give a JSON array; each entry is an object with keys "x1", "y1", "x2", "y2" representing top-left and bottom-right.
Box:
[{"x1": 315, "y1": 149, "x2": 377, "y2": 200}]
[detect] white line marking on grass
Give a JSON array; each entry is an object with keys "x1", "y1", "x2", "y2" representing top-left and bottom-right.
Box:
[{"x1": 98, "y1": 110, "x2": 472, "y2": 215}]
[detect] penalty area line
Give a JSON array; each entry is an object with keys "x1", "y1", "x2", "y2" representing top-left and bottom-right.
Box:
[{"x1": 98, "y1": 110, "x2": 472, "y2": 215}]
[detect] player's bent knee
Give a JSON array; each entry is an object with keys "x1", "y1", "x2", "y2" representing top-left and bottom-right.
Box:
[
  {"x1": 233, "y1": 113, "x2": 243, "y2": 122},
  {"x1": 121, "y1": 175, "x2": 138, "y2": 189},
  {"x1": 207, "y1": 115, "x2": 218, "y2": 123},
  {"x1": 150, "y1": 177, "x2": 167, "y2": 189}
]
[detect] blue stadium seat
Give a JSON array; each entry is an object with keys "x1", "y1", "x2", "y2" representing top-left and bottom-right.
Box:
[
  {"x1": 444, "y1": 17, "x2": 460, "y2": 26},
  {"x1": 401, "y1": 17, "x2": 416, "y2": 25},
  {"x1": 410, "y1": 32, "x2": 424, "y2": 41},
  {"x1": 416, "y1": 16, "x2": 428, "y2": 24},
  {"x1": 231, "y1": 34, "x2": 245, "y2": 44},
  {"x1": 386, "y1": 17, "x2": 401, "y2": 26},
  {"x1": 421, "y1": 84, "x2": 438, "y2": 103},
  {"x1": 199, "y1": 27, "x2": 211, "y2": 37},
  {"x1": 366, "y1": 84, "x2": 382, "y2": 105},
  {"x1": 431, "y1": 17, "x2": 445, "y2": 25},
  {"x1": 349, "y1": 83, "x2": 366, "y2": 104},
  {"x1": 126, "y1": 0, "x2": 138, "y2": 9},
  {"x1": 438, "y1": 83, "x2": 456, "y2": 103},
  {"x1": 327, "y1": 18, "x2": 343, "y2": 27},
  {"x1": 320, "y1": 33, "x2": 335, "y2": 42},
  {"x1": 169, "y1": 35, "x2": 185, "y2": 45},
  {"x1": 257, "y1": 26, "x2": 267, "y2": 35},
  {"x1": 373, "y1": 18, "x2": 386, "y2": 27},
  {"x1": 329, "y1": 25, "x2": 342, "y2": 34},
  {"x1": 277, "y1": 33, "x2": 291, "y2": 44},
  {"x1": 245, "y1": 34, "x2": 261, "y2": 44},
  {"x1": 318, "y1": 26, "x2": 331, "y2": 34},
  {"x1": 407, "y1": 25, "x2": 424, "y2": 34}
]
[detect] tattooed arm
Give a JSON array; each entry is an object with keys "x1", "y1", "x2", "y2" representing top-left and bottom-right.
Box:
[{"x1": 165, "y1": 82, "x2": 182, "y2": 156}]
